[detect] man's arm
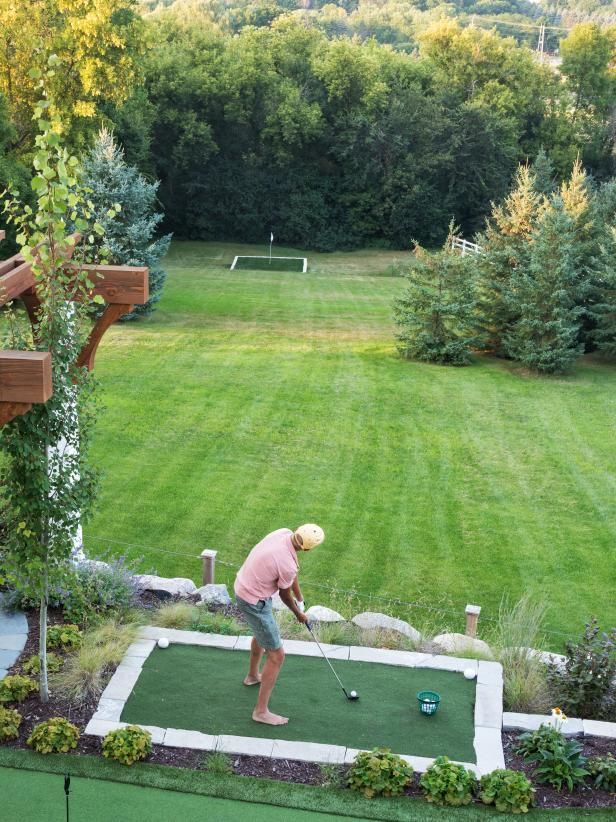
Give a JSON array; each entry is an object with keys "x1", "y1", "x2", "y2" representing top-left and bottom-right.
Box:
[
  {"x1": 291, "y1": 576, "x2": 304, "y2": 609},
  {"x1": 279, "y1": 586, "x2": 308, "y2": 623}
]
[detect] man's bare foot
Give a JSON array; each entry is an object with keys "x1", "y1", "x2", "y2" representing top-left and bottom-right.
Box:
[
  {"x1": 243, "y1": 674, "x2": 262, "y2": 686},
  {"x1": 252, "y1": 710, "x2": 289, "y2": 725}
]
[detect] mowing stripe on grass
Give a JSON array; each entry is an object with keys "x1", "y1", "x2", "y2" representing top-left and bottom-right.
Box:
[{"x1": 120, "y1": 645, "x2": 476, "y2": 761}]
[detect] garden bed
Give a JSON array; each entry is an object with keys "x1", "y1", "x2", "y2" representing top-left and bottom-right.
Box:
[{"x1": 2, "y1": 606, "x2": 615, "y2": 812}]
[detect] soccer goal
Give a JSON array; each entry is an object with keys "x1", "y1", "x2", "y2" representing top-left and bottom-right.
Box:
[{"x1": 230, "y1": 255, "x2": 308, "y2": 273}]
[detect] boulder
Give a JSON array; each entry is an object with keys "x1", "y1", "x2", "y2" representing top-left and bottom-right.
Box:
[
  {"x1": 133, "y1": 574, "x2": 197, "y2": 600},
  {"x1": 196, "y1": 584, "x2": 231, "y2": 607},
  {"x1": 305, "y1": 605, "x2": 345, "y2": 623},
  {"x1": 433, "y1": 632, "x2": 493, "y2": 658},
  {"x1": 271, "y1": 592, "x2": 286, "y2": 611},
  {"x1": 351, "y1": 611, "x2": 421, "y2": 642}
]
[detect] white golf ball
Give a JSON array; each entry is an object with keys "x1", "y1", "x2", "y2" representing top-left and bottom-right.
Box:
[
  {"x1": 158, "y1": 637, "x2": 169, "y2": 649},
  {"x1": 350, "y1": 690, "x2": 357, "y2": 697},
  {"x1": 463, "y1": 667, "x2": 476, "y2": 680}
]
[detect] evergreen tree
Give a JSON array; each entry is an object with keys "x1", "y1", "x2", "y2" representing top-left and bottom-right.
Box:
[
  {"x1": 82, "y1": 129, "x2": 171, "y2": 319},
  {"x1": 531, "y1": 148, "x2": 556, "y2": 196},
  {"x1": 503, "y1": 198, "x2": 585, "y2": 374},
  {"x1": 394, "y1": 230, "x2": 480, "y2": 366},
  {"x1": 477, "y1": 165, "x2": 541, "y2": 355}
]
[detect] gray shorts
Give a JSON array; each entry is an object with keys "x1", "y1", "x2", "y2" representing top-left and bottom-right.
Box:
[{"x1": 235, "y1": 595, "x2": 282, "y2": 651}]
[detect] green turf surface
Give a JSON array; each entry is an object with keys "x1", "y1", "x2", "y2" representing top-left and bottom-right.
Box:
[
  {"x1": 1, "y1": 749, "x2": 613, "y2": 821},
  {"x1": 233, "y1": 255, "x2": 306, "y2": 271},
  {"x1": 0, "y1": 766, "x2": 368, "y2": 822},
  {"x1": 84, "y1": 240, "x2": 616, "y2": 645},
  {"x1": 120, "y1": 645, "x2": 476, "y2": 760}
]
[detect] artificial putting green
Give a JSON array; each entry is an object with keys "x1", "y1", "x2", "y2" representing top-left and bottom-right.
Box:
[
  {"x1": 121, "y1": 645, "x2": 476, "y2": 761},
  {"x1": 232, "y1": 255, "x2": 306, "y2": 271},
  {"x1": 0, "y1": 767, "x2": 370, "y2": 822}
]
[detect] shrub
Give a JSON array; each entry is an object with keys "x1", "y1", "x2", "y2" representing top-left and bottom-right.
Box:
[
  {"x1": 52, "y1": 619, "x2": 138, "y2": 703},
  {"x1": 530, "y1": 738, "x2": 589, "y2": 791},
  {"x1": 102, "y1": 725, "x2": 152, "y2": 765},
  {"x1": 348, "y1": 748, "x2": 412, "y2": 798},
  {"x1": 420, "y1": 756, "x2": 476, "y2": 807},
  {"x1": 515, "y1": 724, "x2": 563, "y2": 759},
  {"x1": 0, "y1": 706, "x2": 22, "y2": 742},
  {"x1": 7, "y1": 556, "x2": 139, "y2": 626},
  {"x1": 190, "y1": 608, "x2": 245, "y2": 636},
  {"x1": 493, "y1": 595, "x2": 551, "y2": 713},
  {"x1": 517, "y1": 724, "x2": 588, "y2": 792},
  {"x1": 27, "y1": 718, "x2": 79, "y2": 754},
  {"x1": 588, "y1": 754, "x2": 616, "y2": 793},
  {"x1": 60, "y1": 558, "x2": 139, "y2": 625},
  {"x1": 23, "y1": 653, "x2": 62, "y2": 676},
  {"x1": 152, "y1": 602, "x2": 195, "y2": 629},
  {"x1": 204, "y1": 751, "x2": 233, "y2": 776},
  {"x1": 480, "y1": 769, "x2": 535, "y2": 814},
  {"x1": 0, "y1": 675, "x2": 37, "y2": 704},
  {"x1": 47, "y1": 623, "x2": 82, "y2": 650},
  {"x1": 547, "y1": 619, "x2": 616, "y2": 720}
]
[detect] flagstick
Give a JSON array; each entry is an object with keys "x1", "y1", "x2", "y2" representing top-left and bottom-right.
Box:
[{"x1": 269, "y1": 237, "x2": 272, "y2": 263}]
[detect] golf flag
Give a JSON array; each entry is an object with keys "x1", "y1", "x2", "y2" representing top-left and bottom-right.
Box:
[{"x1": 270, "y1": 232, "x2": 274, "y2": 242}]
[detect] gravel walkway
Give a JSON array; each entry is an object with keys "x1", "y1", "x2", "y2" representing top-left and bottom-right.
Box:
[{"x1": 0, "y1": 593, "x2": 28, "y2": 680}]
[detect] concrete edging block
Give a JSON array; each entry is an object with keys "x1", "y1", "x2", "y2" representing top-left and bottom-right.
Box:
[
  {"x1": 474, "y1": 726, "x2": 505, "y2": 775},
  {"x1": 164, "y1": 729, "x2": 218, "y2": 750},
  {"x1": 348, "y1": 646, "x2": 426, "y2": 667},
  {"x1": 583, "y1": 720, "x2": 616, "y2": 739},
  {"x1": 474, "y1": 683, "x2": 503, "y2": 730},
  {"x1": 270, "y1": 740, "x2": 346, "y2": 764},
  {"x1": 216, "y1": 735, "x2": 274, "y2": 757}
]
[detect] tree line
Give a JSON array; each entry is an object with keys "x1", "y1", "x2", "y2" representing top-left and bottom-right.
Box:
[{"x1": 1, "y1": 1, "x2": 616, "y2": 251}]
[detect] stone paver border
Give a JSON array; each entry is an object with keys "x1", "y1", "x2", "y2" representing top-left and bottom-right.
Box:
[
  {"x1": 85, "y1": 627, "x2": 504, "y2": 775},
  {"x1": 504, "y1": 712, "x2": 616, "y2": 740}
]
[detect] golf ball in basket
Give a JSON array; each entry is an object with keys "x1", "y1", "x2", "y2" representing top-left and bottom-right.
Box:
[
  {"x1": 350, "y1": 690, "x2": 357, "y2": 697},
  {"x1": 158, "y1": 637, "x2": 169, "y2": 649},
  {"x1": 463, "y1": 667, "x2": 476, "y2": 680}
]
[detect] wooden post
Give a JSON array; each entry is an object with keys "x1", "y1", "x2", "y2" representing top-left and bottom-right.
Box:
[
  {"x1": 465, "y1": 604, "x2": 481, "y2": 638},
  {"x1": 201, "y1": 549, "x2": 217, "y2": 585}
]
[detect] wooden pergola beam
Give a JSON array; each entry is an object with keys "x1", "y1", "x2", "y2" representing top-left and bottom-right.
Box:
[
  {"x1": 0, "y1": 350, "x2": 52, "y2": 426},
  {"x1": 74, "y1": 264, "x2": 149, "y2": 305},
  {"x1": 0, "y1": 351, "x2": 52, "y2": 403}
]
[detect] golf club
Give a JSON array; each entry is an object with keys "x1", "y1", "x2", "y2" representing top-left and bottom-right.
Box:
[{"x1": 306, "y1": 621, "x2": 359, "y2": 701}]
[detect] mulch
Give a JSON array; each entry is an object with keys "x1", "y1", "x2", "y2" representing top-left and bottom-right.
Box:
[{"x1": 2, "y1": 604, "x2": 615, "y2": 810}]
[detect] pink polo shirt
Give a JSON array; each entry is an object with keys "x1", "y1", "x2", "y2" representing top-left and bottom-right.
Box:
[{"x1": 234, "y1": 528, "x2": 299, "y2": 605}]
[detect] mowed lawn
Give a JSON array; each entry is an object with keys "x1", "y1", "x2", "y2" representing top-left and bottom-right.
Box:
[{"x1": 84, "y1": 241, "x2": 616, "y2": 644}]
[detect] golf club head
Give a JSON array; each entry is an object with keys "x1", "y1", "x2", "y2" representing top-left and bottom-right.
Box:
[{"x1": 345, "y1": 690, "x2": 360, "y2": 701}]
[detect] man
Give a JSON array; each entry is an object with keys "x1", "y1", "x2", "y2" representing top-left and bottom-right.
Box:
[{"x1": 234, "y1": 523, "x2": 325, "y2": 726}]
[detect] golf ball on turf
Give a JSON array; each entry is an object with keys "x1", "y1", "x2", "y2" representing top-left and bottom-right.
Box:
[
  {"x1": 463, "y1": 668, "x2": 476, "y2": 680},
  {"x1": 350, "y1": 690, "x2": 357, "y2": 697},
  {"x1": 158, "y1": 637, "x2": 169, "y2": 649}
]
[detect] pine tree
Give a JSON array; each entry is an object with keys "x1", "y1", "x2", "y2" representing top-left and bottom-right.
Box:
[
  {"x1": 82, "y1": 129, "x2": 171, "y2": 318},
  {"x1": 503, "y1": 197, "x2": 585, "y2": 374},
  {"x1": 477, "y1": 165, "x2": 541, "y2": 355},
  {"x1": 394, "y1": 230, "x2": 480, "y2": 366},
  {"x1": 531, "y1": 148, "x2": 556, "y2": 196}
]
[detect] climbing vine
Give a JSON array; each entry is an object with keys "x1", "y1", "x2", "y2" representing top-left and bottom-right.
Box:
[{"x1": 0, "y1": 56, "x2": 116, "y2": 701}]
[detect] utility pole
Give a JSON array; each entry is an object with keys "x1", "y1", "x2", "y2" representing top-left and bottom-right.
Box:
[{"x1": 537, "y1": 24, "x2": 545, "y2": 63}]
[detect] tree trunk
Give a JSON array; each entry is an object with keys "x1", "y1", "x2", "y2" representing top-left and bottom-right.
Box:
[{"x1": 39, "y1": 567, "x2": 49, "y2": 703}]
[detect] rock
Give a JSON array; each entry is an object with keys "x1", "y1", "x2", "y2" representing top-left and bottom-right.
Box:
[
  {"x1": 271, "y1": 592, "x2": 286, "y2": 611},
  {"x1": 196, "y1": 584, "x2": 231, "y2": 606},
  {"x1": 133, "y1": 574, "x2": 197, "y2": 600},
  {"x1": 351, "y1": 612, "x2": 421, "y2": 642},
  {"x1": 305, "y1": 605, "x2": 345, "y2": 623},
  {"x1": 433, "y1": 632, "x2": 493, "y2": 658}
]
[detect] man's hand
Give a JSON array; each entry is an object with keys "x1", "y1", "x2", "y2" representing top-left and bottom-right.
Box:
[{"x1": 279, "y1": 586, "x2": 308, "y2": 624}]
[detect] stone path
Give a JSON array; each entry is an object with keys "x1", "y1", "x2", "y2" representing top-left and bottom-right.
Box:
[{"x1": 0, "y1": 593, "x2": 28, "y2": 680}]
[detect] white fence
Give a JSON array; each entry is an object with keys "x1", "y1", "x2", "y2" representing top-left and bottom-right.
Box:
[{"x1": 451, "y1": 236, "x2": 482, "y2": 256}]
